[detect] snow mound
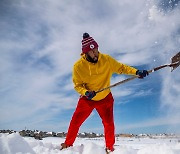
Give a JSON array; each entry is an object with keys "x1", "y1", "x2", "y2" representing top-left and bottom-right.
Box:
[
  {"x1": 138, "y1": 144, "x2": 180, "y2": 154},
  {"x1": 82, "y1": 142, "x2": 105, "y2": 154},
  {"x1": 0, "y1": 133, "x2": 180, "y2": 154},
  {"x1": 0, "y1": 133, "x2": 35, "y2": 154}
]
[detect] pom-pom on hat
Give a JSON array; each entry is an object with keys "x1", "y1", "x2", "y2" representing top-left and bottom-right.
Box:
[{"x1": 82, "y1": 33, "x2": 99, "y2": 54}]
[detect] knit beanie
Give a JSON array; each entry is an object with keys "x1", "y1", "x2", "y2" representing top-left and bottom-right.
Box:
[{"x1": 82, "y1": 33, "x2": 99, "y2": 54}]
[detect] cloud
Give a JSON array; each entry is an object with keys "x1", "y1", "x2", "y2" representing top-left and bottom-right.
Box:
[
  {"x1": 0, "y1": 0, "x2": 180, "y2": 132},
  {"x1": 117, "y1": 114, "x2": 180, "y2": 133},
  {"x1": 160, "y1": 67, "x2": 180, "y2": 131},
  {"x1": 161, "y1": 69, "x2": 180, "y2": 108}
]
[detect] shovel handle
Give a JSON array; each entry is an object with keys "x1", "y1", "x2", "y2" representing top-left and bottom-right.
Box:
[
  {"x1": 149, "y1": 64, "x2": 168, "y2": 73},
  {"x1": 95, "y1": 75, "x2": 138, "y2": 94},
  {"x1": 149, "y1": 62, "x2": 179, "y2": 73},
  {"x1": 95, "y1": 62, "x2": 179, "y2": 94}
]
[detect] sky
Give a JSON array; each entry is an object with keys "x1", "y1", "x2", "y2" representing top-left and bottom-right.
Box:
[{"x1": 0, "y1": 0, "x2": 180, "y2": 134}]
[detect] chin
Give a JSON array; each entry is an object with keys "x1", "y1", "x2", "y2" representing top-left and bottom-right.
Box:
[{"x1": 93, "y1": 59, "x2": 98, "y2": 63}]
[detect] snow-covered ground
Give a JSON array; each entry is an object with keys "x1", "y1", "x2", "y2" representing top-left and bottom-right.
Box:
[{"x1": 0, "y1": 133, "x2": 180, "y2": 154}]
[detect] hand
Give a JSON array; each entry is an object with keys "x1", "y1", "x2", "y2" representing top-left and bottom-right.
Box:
[
  {"x1": 85, "y1": 91, "x2": 96, "y2": 100},
  {"x1": 136, "y1": 70, "x2": 149, "y2": 79}
]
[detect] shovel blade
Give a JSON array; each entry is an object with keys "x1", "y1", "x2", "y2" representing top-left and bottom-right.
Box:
[{"x1": 171, "y1": 52, "x2": 180, "y2": 72}]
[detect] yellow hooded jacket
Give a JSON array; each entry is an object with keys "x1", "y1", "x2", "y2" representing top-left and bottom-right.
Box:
[{"x1": 72, "y1": 52, "x2": 137, "y2": 101}]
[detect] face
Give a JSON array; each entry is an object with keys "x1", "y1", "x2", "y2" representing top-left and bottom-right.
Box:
[{"x1": 86, "y1": 48, "x2": 99, "y2": 63}]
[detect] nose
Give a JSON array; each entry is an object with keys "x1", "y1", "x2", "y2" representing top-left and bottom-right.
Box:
[{"x1": 92, "y1": 49, "x2": 97, "y2": 55}]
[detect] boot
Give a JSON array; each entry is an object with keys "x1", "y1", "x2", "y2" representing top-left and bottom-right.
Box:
[
  {"x1": 105, "y1": 147, "x2": 114, "y2": 153},
  {"x1": 60, "y1": 143, "x2": 71, "y2": 150}
]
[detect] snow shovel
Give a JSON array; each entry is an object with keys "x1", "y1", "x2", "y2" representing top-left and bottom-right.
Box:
[{"x1": 95, "y1": 52, "x2": 180, "y2": 94}]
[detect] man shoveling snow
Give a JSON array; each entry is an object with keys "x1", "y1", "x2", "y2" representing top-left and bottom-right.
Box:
[{"x1": 60, "y1": 33, "x2": 148, "y2": 153}]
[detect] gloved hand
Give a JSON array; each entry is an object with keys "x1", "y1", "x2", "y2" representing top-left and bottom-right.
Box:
[
  {"x1": 85, "y1": 91, "x2": 96, "y2": 100},
  {"x1": 136, "y1": 70, "x2": 149, "y2": 79}
]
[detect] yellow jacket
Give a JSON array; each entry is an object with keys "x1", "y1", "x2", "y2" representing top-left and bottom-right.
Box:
[{"x1": 72, "y1": 52, "x2": 137, "y2": 101}]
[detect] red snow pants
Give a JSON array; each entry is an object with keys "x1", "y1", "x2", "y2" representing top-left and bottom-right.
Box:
[{"x1": 64, "y1": 92, "x2": 115, "y2": 150}]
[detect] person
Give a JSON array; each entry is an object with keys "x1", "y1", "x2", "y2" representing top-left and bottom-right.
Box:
[{"x1": 60, "y1": 33, "x2": 148, "y2": 153}]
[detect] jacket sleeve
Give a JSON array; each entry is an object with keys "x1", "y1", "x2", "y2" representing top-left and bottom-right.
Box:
[
  {"x1": 72, "y1": 66, "x2": 87, "y2": 96},
  {"x1": 107, "y1": 55, "x2": 137, "y2": 75}
]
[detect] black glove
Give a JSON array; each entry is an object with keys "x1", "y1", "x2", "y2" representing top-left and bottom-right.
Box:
[
  {"x1": 136, "y1": 70, "x2": 149, "y2": 79},
  {"x1": 85, "y1": 91, "x2": 96, "y2": 100}
]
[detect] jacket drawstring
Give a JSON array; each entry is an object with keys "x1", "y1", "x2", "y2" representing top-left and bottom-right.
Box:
[
  {"x1": 88, "y1": 63, "x2": 99, "y2": 76},
  {"x1": 88, "y1": 64, "x2": 92, "y2": 76},
  {"x1": 96, "y1": 66, "x2": 98, "y2": 74}
]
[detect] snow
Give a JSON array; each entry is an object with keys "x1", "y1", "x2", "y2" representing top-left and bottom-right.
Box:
[{"x1": 0, "y1": 133, "x2": 180, "y2": 154}]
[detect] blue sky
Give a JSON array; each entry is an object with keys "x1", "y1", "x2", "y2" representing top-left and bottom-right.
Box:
[{"x1": 0, "y1": 0, "x2": 180, "y2": 134}]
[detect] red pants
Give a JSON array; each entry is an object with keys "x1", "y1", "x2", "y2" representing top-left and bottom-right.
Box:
[{"x1": 65, "y1": 92, "x2": 115, "y2": 150}]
